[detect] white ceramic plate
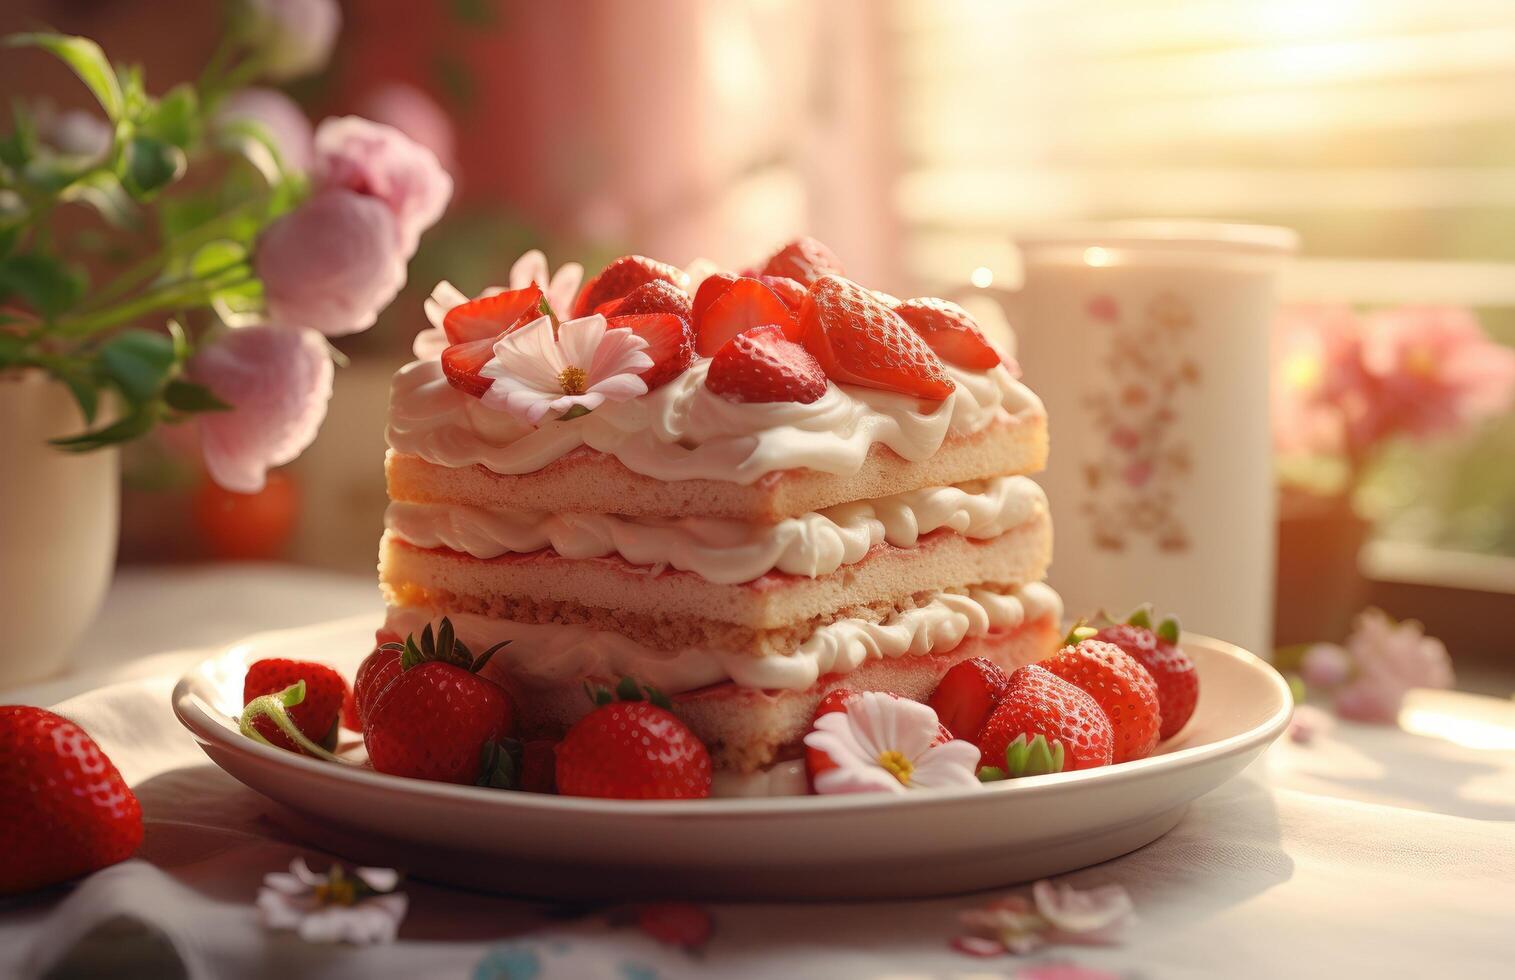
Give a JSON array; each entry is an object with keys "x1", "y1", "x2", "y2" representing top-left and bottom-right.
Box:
[{"x1": 173, "y1": 615, "x2": 1290, "y2": 900}]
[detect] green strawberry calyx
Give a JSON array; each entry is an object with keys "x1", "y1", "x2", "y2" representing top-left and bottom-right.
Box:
[
  {"x1": 1062, "y1": 620, "x2": 1098, "y2": 647},
  {"x1": 239, "y1": 681, "x2": 352, "y2": 765},
  {"x1": 477, "y1": 737, "x2": 525, "y2": 790},
  {"x1": 978, "y1": 734, "x2": 1066, "y2": 782},
  {"x1": 381, "y1": 617, "x2": 510, "y2": 675},
  {"x1": 583, "y1": 675, "x2": 674, "y2": 711},
  {"x1": 1124, "y1": 604, "x2": 1181, "y2": 644}
]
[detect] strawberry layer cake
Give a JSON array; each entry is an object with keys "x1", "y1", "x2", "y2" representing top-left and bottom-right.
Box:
[{"x1": 378, "y1": 239, "x2": 1062, "y2": 788}]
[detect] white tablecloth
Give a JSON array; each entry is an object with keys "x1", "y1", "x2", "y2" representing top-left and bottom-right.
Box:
[{"x1": 4, "y1": 565, "x2": 1515, "y2": 979}]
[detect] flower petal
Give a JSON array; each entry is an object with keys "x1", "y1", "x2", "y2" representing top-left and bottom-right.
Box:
[
  {"x1": 587, "y1": 326, "x2": 653, "y2": 385},
  {"x1": 487, "y1": 315, "x2": 566, "y2": 391},
  {"x1": 510, "y1": 249, "x2": 550, "y2": 292},
  {"x1": 557, "y1": 314, "x2": 607, "y2": 368},
  {"x1": 908, "y1": 740, "x2": 984, "y2": 790},
  {"x1": 189, "y1": 323, "x2": 334, "y2": 493},
  {"x1": 548, "y1": 263, "x2": 584, "y2": 318},
  {"x1": 1032, "y1": 879, "x2": 1135, "y2": 938}
]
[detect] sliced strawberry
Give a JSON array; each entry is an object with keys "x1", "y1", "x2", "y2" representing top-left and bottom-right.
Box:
[
  {"x1": 759, "y1": 275, "x2": 806, "y2": 312},
  {"x1": 706, "y1": 324, "x2": 827, "y2": 404},
  {"x1": 761, "y1": 236, "x2": 844, "y2": 285},
  {"x1": 616, "y1": 279, "x2": 693, "y2": 322},
  {"x1": 594, "y1": 297, "x2": 625, "y2": 317},
  {"x1": 441, "y1": 336, "x2": 499, "y2": 398},
  {"x1": 927, "y1": 657, "x2": 1010, "y2": 742},
  {"x1": 692, "y1": 272, "x2": 738, "y2": 325},
  {"x1": 799, "y1": 276, "x2": 955, "y2": 400},
  {"x1": 442, "y1": 284, "x2": 545, "y2": 344},
  {"x1": 895, "y1": 297, "x2": 1001, "y2": 370},
  {"x1": 606, "y1": 313, "x2": 695, "y2": 390},
  {"x1": 694, "y1": 277, "x2": 798, "y2": 356},
  {"x1": 573, "y1": 255, "x2": 689, "y2": 318}
]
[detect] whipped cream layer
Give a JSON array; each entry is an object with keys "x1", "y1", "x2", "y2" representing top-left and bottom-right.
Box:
[
  {"x1": 384, "y1": 475, "x2": 1047, "y2": 584},
  {"x1": 385, "y1": 582, "x2": 1062, "y2": 695},
  {"x1": 387, "y1": 357, "x2": 1041, "y2": 484}
]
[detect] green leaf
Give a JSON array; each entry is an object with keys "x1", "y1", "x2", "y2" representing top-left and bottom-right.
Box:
[
  {"x1": 50, "y1": 401, "x2": 156, "y2": 451},
  {"x1": 977, "y1": 766, "x2": 1008, "y2": 783},
  {"x1": 0, "y1": 253, "x2": 85, "y2": 318},
  {"x1": 137, "y1": 83, "x2": 198, "y2": 148},
  {"x1": 122, "y1": 136, "x2": 185, "y2": 198},
  {"x1": 0, "y1": 98, "x2": 40, "y2": 169},
  {"x1": 476, "y1": 738, "x2": 523, "y2": 790},
  {"x1": 55, "y1": 364, "x2": 101, "y2": 424},
  {"x1": 7, "y1": 34, "x2": 124, "y2": 120},
  {"x1": 1002, "y1": 734, "x2": 1065, "y2": 778},
  {"x1": 616, "y1": 676, "x2": 643, "y2": 702},
  {"x1": 1062, "y1": 623, "x2": 1097, "y2": 647},
  {"x1": 215, "y1": 118, "x2": 290, "y2": 186},
  {"x1": 1126, "y1": 605, "x2": 1153, "y2": 630},
  {"x1": 1156, "y1": 616, "x2": 1181, "y2": 645},
  {"x1": 163, "y1": 379, "x2": 230, "y2": 413},
  {"x1": 59, "y1": 169, "x2": 138, "y2": 229},
  {"x1": 98, "y1": 328, "x2": 175, "y2": 403}
]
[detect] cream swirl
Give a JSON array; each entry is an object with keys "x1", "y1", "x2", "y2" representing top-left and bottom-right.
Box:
[
  {"x1": 385, "y1": 476, "x2": 1047, "y2": 584},
  {"x1": 386, "y1": 357, "x2": 1041, "y2": 484},
  {"x1": 384, "y1": 583, "x2": 1062, "y2": 694}
]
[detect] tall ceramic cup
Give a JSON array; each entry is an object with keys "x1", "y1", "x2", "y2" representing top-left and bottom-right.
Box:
[{"x1": 979, "y1": 222, "x2": 1296, "y2": 655}]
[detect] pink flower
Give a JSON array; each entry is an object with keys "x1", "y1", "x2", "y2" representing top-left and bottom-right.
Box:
[
  {"x1": 1357, "y1": 306, "x2": 1515, "y2": 443},
  {"x1": 256, "y1": 189, "x2": 406, "y2": 337},
  {"x1": 357, "y1": 84, "x2": 457, "y2": 177},
  {"x1": 217, "y1": 88, "x2": 314, "y2": 173},
  {"x1": 1288, "y1": 703, "x2": 1334, "y2": 744},
  {"x1": 1270, "y1": 304, "x2": 1370, "y2": 457},
  {"x1": 1332, "y1": 608, "x2": 1454, "y2": 724},
  {"x1": 1299, "y1": 642, "x2": 1352, "y2": 689},
  {"x1": 314, "y1": 116, "x2": 453, "y2": 256},
  {"x1": 246, "y1": 0, "x2": 341, "y2": 81},
  {"x1": 188, "y1": 324, "x2": 333, "y2": 493}
]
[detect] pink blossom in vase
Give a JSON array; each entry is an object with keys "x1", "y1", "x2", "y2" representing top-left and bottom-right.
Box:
[
  {"x1": 1356, "y1": 306, "x2": 1515, "y2": 445},
  {"x1": 187, "y1": 324, "x2": 334, "y2": 493},
  {"x1": 313, "y1": 116, "x2": 453, "y2": 256},
  {"x1": 255, "y1": 189, "x2": 406, "y2": 337},
  {"x1": 1270, "y1": 304, "x2": 1370, "y2": 457},
  {"x1": 246, "y1": 0, "x2": 341, "y2": 82},
  {"x1": 216, "y1": 88, "x2": 314, "y2": 173},
  {"x1": 357, "y1": 84, "x2": 457, "y2": 177}
]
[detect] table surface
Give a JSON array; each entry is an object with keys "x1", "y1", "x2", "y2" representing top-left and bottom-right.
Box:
[{"x1": 4, "y1": 564, "x2": 1515, "y2": 980}]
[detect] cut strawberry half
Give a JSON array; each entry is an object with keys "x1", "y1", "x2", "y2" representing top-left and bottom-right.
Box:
[
  {"x1": 759, "y1": 275, "x2": 806, "y2": 312},
  {"x1": 442, "y1": 284, "x2": 546, "y2": 344},
  {"x1": 441, "y1": 335, "x2": 499, "y2": 398},
  {"x1": 606, "y1": 312, "x2": 695, "y2": 390},
  {"x1": 761, "y1": 236, "x2": 844, "y2": 285},
  {"x1": 694, "y1": 277, "x2": 798, "y2": 357},
  {"x1": 799, "y1": 275, "x2": 955, "y2": 400},
  {"x1": 691, "y1": 272, "x2": 738, "y2": 325},
  {"x1": 894, "y1": 297, "x2": 1001, "y2": 370},
  {"x1": 705, "y1": 323, "x2": 827, "y2": 404},
  {"x1": 572, "y1": 255, "x2": 689, "y2": 318},
  {"x1": 594, "y1": 297, "x2": 625, "y2": 317}
]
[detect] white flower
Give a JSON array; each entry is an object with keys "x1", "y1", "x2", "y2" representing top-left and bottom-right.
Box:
[
  {"x1": 508, "y1": 249, "x2": 584, "y2": 321},
  {"x1": 479, "y1": 314, "x2": 651, "y2": 424},
  {"x1": 257, "y1": 858, "x2": 407, "y2": 945},
  {"x1": 803, "y1": 691, "x2": 982, "y2": 795},
  {"x1": 956, "y1": 879, "x2": 1135, "y2": 957}
]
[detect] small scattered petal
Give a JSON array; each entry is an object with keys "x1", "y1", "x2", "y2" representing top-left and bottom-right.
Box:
[
  {"x1": 257, "y1": 858, "x2": 406, "y2": 946},
  {"x1": 1032, "y1": 880, "x2": 1135, "y2": 941},
  {"x1": 1288, "y1": 704, "x2": 1335, "y2": 744},
  {"x1": 1331, "y1": 608, "x2": 1455, "y2": 725}
]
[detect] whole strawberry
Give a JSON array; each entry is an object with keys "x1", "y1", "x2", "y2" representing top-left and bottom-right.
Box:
[
  {"x1": 353, "y1": 632, "x2": 403, "y2": 731},
  {"x1": 1041, "y1": 634, "x2": 1162, "y2": 763},
  {"x1": 761, "y1": 236, "x2": 845, "y2": 285},
  {"x1": 573, "y1": 255, "x2": 689, "y2": 318},
  {"x1": 977, "y1": 664, "x2": 1114, "y2": 772},
  {"x1": 1096, "y1": 608, "x2": 1197, "y2": 741},
  {"x1": 555, "y1": 679, "x2": 711, "y2": 799},
  {"x1": 364, "y1": 620, "x2": 516, "y2": 784},
  {"x1": 0, "y1": 706, "x2": 143, "y2": 894},
  {"x1": 928, "y1": 657, "x2": 1010, "y2": 742},
  {"x1": 243, "y1": 658, "x2": 350, "y2": 754}
]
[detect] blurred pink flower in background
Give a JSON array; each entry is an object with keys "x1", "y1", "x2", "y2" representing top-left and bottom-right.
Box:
[
  {"x1": 1302, "y1": 608, "x2": 1455, "y2": 724},
  {"x1": 246, "y1": 0, "x2": 341, "y2": 81},
  {"x1": 314, "y1": 116, "x2": 453, "y2": 256},
  {"x1": 1357, "y1": 306, "x2": 1515, "y2": 445},
  {"x1": 1272, "y1": 303, "x2": 1515, "y2": 463},
  {"x1": 188, "y1": 324, "x2": 334, "y2": 493},
  {"x1": 256, "y1": 189, "x2": 406, "y2": 336},
  {"x1": 216, "y1": 88, "x2": 314, "y2": 173},
  {"x1": 357, "y1": 84, "x2": 457, "y2": 177},
  {"x1": 35, "y1": 103, "x2": 112, "y2": 158}
]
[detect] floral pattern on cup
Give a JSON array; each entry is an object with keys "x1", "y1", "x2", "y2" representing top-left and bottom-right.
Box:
[{"x1": 1080, "y1": 293, "x2": 1201, "y2": 553}]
